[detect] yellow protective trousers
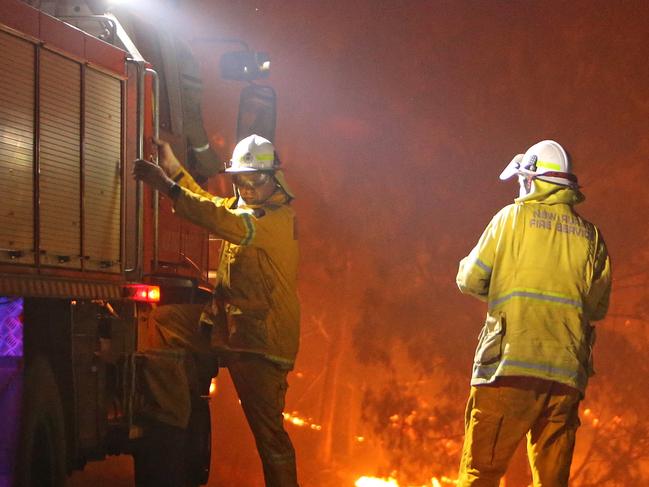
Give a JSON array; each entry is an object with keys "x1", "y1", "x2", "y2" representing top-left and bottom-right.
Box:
[{"x1": 457, "y1": 377, "x2": 581, "y2": 487}]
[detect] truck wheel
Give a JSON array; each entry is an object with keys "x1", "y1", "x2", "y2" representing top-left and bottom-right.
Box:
[{"x1": 16, "y1": 357, "x2": 67, "y2": 487}]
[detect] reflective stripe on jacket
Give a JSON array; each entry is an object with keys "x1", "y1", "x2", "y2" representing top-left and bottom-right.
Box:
[
  {"x1": 456, "y1": 181, "x2": 611, "y2": 393},
  {"x1": 172, "y1": 167, "x2": 300, "y2": 368}
]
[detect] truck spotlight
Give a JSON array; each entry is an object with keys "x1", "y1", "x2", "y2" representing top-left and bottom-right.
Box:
[{"x1": 220, "y1": 50, "x2": 270, "y2": 81}]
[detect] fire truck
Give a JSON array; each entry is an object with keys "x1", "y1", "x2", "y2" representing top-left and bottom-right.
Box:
[{"x1": 0, "y1": 1, "x2": 275, "y2": 485}]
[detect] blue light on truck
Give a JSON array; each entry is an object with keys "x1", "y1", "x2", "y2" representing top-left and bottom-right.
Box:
[{"x1": 0, "y1": 297, "x2": 23, "y2": 357}]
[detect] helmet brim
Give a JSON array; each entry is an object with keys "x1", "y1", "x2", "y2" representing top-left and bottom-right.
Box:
[{"x1": 499, "y1": 154, "x2": 523, "y2": 180}]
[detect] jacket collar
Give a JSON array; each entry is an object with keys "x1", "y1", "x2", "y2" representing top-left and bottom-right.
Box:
[{"x1": 515, "y1": 179, "x2": 585, "y2": 206}]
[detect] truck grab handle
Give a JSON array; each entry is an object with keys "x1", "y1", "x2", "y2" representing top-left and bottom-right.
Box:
[
  {"x1": 145, "y1": 68, "x2": 160, "y2": 273},
  {"x1": 124, "y1": 59, "x2": 145, "y2": 276},
  {"x1": 123, "y1": 62, "x2": 160, "y2": 277}
]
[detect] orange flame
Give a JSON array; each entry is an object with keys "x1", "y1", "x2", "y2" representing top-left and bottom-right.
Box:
[
  {"x1": 355, "y1": 477, "x2": 399, "y2": 487},
  {"x1": 354, "y1": 476, "x2": 455, "y2": 487},
  {"x1": 282, "y1": 411, "x2": 322, "y2": 431},
  {"x1": 209, "y1": 377, "x2": 217, "y2": 396}
]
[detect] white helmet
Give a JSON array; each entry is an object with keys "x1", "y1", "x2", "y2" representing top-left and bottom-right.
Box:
[
  {"x1": 499, "y1": 140, "x2": 578, "y2": 188},
  {"x1": 225, "y1": 134, "x2": 278, "y2": 173}
]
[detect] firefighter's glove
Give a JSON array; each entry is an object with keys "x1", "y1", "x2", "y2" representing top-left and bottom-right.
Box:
[{"x1": 133, "y1": 158, "x2": 176, "y2": 197}]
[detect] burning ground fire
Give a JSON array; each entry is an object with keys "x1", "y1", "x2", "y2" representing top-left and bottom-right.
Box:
[
  {"x1": 280, "y1": 403, "x2": 463, "y2": 486},
  {"x1": 352, "y1": 407, "x2": 609, "y2": 487},
  {"x1": 355, "y1": 476, "x2": 456, "y2": 487},
  {"x1": 282, "y1": 411, "x2": 323, "y2": 431},
  {"x1": 280, "y1": 410, "x2": 458, "y2": 486}
]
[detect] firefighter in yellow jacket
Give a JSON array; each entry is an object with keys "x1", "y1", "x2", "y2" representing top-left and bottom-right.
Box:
[
  {"x1": 455, "y1": 140, "x2": 611, "y2": 487},
  {"x1": 133, "y1": 134, "x2": 300, "y2": 487}
]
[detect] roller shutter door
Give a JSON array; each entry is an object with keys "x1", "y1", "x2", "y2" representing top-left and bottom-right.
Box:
[
  {"x1": 39, "y1": 49, "x2": 81, "y2": 269},
  {"x1": 83, "y1": 68, "x2": 121, "y2": 271},
  {"x1": 0, "y1": 31, "x2": 35, "y2": 264}
]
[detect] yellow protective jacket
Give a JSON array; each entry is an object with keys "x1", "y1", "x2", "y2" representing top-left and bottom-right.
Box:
[
  {"x1": 456, "y1": 181, "x2": 611, "y2": 394},
  {"x1": 171, "y1": 167, "x2": 300, "y2": 368}
]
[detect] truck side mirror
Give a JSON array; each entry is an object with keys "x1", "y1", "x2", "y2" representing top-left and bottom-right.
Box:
[
  {"x1": 220, "y1": 50, "x2": 270, "y2": 81},
  {"x1": 237, "y1": 84, "x2": 277, "y2": 143}
]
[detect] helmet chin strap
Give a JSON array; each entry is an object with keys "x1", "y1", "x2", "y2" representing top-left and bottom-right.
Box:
[{"x1": 536, "y1": 171, "x2": 579, "y2": 187}]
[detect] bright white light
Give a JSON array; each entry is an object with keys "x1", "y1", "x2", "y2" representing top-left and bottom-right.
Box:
[{"x1": 355, "y1": 477, "x2": 399, "y2": 487}]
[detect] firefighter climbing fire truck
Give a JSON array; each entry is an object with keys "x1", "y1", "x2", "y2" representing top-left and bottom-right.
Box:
[{"x1": 0, "y1": 1, "x2": 275, "y2": 484}]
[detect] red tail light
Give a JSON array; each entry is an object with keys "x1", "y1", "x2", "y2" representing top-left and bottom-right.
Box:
[{"x1": 123, "y1": 284, "x2": 161, "y2": 303}]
